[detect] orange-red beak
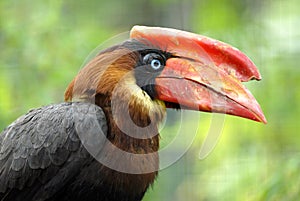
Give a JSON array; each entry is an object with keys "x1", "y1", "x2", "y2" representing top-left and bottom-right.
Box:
[{"x1": 130, "y1": 26, "x2": 267, "y2": 123}]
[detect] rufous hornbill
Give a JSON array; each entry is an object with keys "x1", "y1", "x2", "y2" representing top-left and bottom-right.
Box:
[{"x1": 0, "y1": 26, "x2": 266, "y2": 201}]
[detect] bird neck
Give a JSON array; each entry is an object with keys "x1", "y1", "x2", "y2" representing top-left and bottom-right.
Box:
[
  {"x1": 93, "y1": 92, "x2": 166, "y2": 196},
  {"x1": 95, "y1": 83, "x2": 166, "y2": 153},
  {"x1": 101, "y1": 104, "x2": 160, "y2": 154}
]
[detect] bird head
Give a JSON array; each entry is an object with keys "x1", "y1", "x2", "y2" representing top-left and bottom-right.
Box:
[{"x1": 65, "y1": 26, "x2": 267, "y2": 130}]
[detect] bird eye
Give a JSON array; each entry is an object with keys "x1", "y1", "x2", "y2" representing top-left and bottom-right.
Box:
[
  {"x1": 150, "y1": 59, "x2": 161, "y2": 70},
  {"x1": 142, "y1": 52, "x2": 165, "y2": 71}
]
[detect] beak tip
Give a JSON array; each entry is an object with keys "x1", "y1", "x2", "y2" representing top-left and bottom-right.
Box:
[
  {"x1": 252, "y1": 106, "x2": 267, "y2": 124},
  {"x1": 260, "y1": 115, "x2": 268, "y2": 124}
]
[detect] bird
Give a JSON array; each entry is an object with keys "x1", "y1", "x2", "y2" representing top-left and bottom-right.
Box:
[{"x1": 0, "y1": 26, "x2": 266, "y2": 201}]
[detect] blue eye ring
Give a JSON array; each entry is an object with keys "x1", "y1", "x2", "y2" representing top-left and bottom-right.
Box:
[{"x1": 150, "y1": 59, "x2": 162, "y2": 70}]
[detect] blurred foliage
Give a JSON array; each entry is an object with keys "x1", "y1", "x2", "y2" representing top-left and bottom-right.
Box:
[{"x1": 0, "y1": 0, "x2": 299, "y2": 200}]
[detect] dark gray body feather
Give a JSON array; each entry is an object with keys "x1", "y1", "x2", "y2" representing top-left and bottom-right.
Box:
[{"x1": 0, "y1": 102, "x2": 120, "y2": 201}]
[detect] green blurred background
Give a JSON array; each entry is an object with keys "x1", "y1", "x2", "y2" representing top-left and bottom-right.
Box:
[{"x1": 0, "y1": 0, "x2": 299, "y2": 200}]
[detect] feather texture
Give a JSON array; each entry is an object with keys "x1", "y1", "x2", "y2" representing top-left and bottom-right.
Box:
[{"x1": 0, "y1": 102, "x2": 108, "y2": 201}]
